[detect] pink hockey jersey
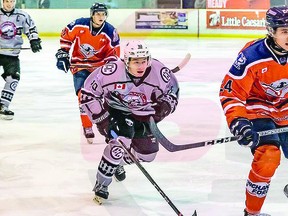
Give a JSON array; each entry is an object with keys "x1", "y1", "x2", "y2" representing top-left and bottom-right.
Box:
[{"x1": 80, "y1": 59, "x2": 179, "y2": 120}]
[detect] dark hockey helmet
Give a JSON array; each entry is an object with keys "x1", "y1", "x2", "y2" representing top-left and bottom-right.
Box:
[
  {"x1": 90, "y1": 2, "x2": 108, "y2": 17},
  {"x1": 266, "y1": 6, "x2": 288, "y2": 35}
]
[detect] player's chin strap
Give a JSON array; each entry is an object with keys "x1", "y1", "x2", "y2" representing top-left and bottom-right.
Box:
[
  {"x1": 149, "y1": 116, "x2": 288, "y2": 152},
  {"x1": 110, "y1": 130, "x2": 197, "y2": 216},
  {"x1": 267, "y1": 35, "x2": 288, "y2": 55}
]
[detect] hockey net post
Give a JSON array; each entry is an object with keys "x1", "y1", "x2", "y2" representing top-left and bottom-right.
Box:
[
  {"x1": 111, "y1": 130, "x2": 197, "y2": 216},
  {"x1": 149, "y1": 116, "x2": 288, "y2": 152}
]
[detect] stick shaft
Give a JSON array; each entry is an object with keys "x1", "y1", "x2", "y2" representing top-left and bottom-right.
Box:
[
  {"x1": 110, "y1": 130, "x2": 186, "y2": 215},
  {"x1": 70, "y1": 53, "x2": 191, "y2": 73},
  {"x1": 149, "y1": 117, "x2": 288, "y2": 152},
  {"x1": 0, "y1": 47, "x2": 30, "y2": 50}
]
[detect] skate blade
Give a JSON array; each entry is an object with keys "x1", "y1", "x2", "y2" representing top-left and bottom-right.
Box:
[
  {"x1": 93, "y1": 195, "x2": 104, "y2": 205},
  {"x1": 86, "y1": 138, "x2": 94, "y2": 144},
  {"x1": 0, "y1": 115, "x2": 13, "y2": 120}
]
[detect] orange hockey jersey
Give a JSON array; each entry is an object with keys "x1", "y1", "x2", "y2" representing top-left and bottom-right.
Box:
[
  {"x1": 60, "y1": 17, "x2": 120, "y2": 74},
  {"x1": 220, "y1": 38, "x2": 288, "y2": 126}
]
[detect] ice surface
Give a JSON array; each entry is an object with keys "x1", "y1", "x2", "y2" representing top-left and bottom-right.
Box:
[{"x1": 0, "y1": 37, "x2": 287, "y2": 216}]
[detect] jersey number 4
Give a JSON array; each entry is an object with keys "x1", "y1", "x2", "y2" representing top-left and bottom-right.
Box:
[{"x1": 220, "y1": 79, "x2": 233, "y2": 93}]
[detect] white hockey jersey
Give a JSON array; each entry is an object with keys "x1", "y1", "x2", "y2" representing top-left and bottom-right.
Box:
[
  {"x1": 0, "y1": 8, "x2": 40, "y2": 56},
  {"x1": 81, "y1": 58, "x2": 179, "y2": 120}
]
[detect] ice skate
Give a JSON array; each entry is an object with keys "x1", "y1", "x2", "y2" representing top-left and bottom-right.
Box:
[
  {"x1": 114, "y1": 165, "x2": 126, "y2": 182},
  {"x1": 244, "y1": 209, "x2": 271, "y2": 216},
  {"x1": 83, "y1": 127, "x2": 94, "y2": 144},
  {"x1": 0, "y1": 104, "x2": 14, "y2": 120},
  {"x1": 93, "y1": 182, "x2": 109, "y2": 205}
]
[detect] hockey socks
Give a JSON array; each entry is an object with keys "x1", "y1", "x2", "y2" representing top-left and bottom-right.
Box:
[{"x1": 245, "y1": 145, "x2": 280, "y2": 214}]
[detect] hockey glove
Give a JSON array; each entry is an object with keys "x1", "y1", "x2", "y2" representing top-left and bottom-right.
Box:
[
  {"x1": 92, "y1": 109, "x2": 110, "y2": 137},
  {"x1": 30, "y1": 38, "x2": 42, "y2": 53},
  {"x1": 230, "y1": 118, "x2": 259, "y2": 148},
  {"x1": 55, "y1": 49, "x2": 70, "y2": 73},
  {"x1": 153, "y1": 94, "x2": 178, "y2": 122}
]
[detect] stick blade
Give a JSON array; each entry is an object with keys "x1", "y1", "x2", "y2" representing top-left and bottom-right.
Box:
[{"x1": 171, "y1": 53, "x2": 191, "y2": 73}]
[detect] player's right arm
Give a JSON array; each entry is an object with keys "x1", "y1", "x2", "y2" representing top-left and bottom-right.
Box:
[
  {"x1": 219, "y1": 50, "x2": 255, "y2": 126},
  {"x1": 220, "y1": 44, "x2": 262, "y2": 148},
  {"x1": 59, "y1": 19, "x2": 79, "y2": 51},
  {"x1": 79, "y1": 68, "x2": 108, "y2": 124},
  {"x1": 55, "y1": 19, "x2": 80, "y2": 72}
]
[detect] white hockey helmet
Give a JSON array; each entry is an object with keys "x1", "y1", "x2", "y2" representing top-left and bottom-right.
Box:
[
  {"x1": 1, "y1": 0, "x2": 16, "y2": 9},
  {"x1": 123, "y1": 40, "x2": 151, "y2": 67}
]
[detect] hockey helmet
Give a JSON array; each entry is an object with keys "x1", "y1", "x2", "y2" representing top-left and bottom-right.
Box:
[
  {"x1": 266, "y1": 6, "x2": 288, "y2": 35},
  {"x1": 90, "y1": 2, "x2": 108, "y2": 17},
  {"x1": 123, "y1": 40, "x2": 151, "y2": 67}
]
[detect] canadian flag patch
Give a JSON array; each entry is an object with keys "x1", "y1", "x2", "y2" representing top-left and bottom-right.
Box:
[{"x1": 114, "y1": 83, "x2": 126, "y2": 89}]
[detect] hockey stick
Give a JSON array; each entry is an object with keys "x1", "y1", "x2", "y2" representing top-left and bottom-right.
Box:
[
  {"x1": 111, "y1": 130, "x2": 197, "y2": 216},
  {"x1": 171, "y1": 53, "x2": 191, "y2": 73},
  {"x1": 70, "y1": 63, "x2": 94, "y2": 68},
  {"x1": 0, "y1": 47, "x2": 30, "y2": 50},
  {"x1": 149, "y1": 116, "x2": 288, "y2": 152},
  {"x1": 70, "y1": 53, "x2": 191, "y2": 73}
]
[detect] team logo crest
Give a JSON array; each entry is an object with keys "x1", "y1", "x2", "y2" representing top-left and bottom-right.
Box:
[
  {"x1": 160, "y1": 67, "x2": 171, "y2": 83},
  {"x1": 233, "y1": 52, "x2": 247, "y2": 70},
  {"x1": 79, "y1": 44, "x2": 98, "y2": 58},
  {"x1": 261, "y1": 79, "x2": 288, "y2": 102},
  {"x1": 123, "y1": 92, "x2": 147, "y2": 107},
  {"x1": 0, "y1": 21, "x2": 16, "y2": 39},
  {"x1": 113, "y1": 29, "x2": 119, "y2": 42}
]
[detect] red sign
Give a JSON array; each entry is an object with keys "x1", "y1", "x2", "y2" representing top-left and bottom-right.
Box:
[
  {"x1": 207, "y1": 10, "x2": 266, "y2": 30},
  {"x1": 206, "y1": 0, "x2": 269, "y2": 9}
]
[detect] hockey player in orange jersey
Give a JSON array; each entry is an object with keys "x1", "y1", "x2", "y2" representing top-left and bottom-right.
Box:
[
  {"x1": 219, "y1": 5, "x2": 288, "y2": 216},
  {"x1": 55, "y1": 2, "x2": 120, "y2": 144}
]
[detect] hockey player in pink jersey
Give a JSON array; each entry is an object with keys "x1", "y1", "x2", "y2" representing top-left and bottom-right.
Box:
[{"x1": 80, "y1": 40, "x2": 179, "y2": 203}]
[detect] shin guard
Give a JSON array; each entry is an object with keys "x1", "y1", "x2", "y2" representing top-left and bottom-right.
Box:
[
  {"x1": 79, "y1": 106, "x2": 92, "y2": 128},
  {"x1": 78, "y1": 91, "x2": 92, "y2": 128},
  {"x1": 245, "y1": 145, "x2": 280, "y2": 214},
  {"x1": 1, "y1": 76, "x2": 18, "y2": 107},
  {"x1": 96, "y1": 139, "x2": 126, "y2": 186}
]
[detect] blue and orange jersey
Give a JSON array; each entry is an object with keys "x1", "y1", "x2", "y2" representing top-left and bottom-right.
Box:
[
  {"x1": 60, "y1": 17, "x2": 120, "y2": 74},
  {"x1": 219, "y1": 37, "x2": 288, "y2": 126}
]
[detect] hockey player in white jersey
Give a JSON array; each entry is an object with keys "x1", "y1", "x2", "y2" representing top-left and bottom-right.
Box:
[
  {"x1": 0, "y1": 0, "x2": 42, "y2": 120},
  {"x1": 80, "y1": 40, "x2": 179, "y2": 203}
]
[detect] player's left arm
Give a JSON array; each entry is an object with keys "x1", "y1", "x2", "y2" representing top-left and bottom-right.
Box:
[
  {"x1": 23, "y1": 12, "x2": 42, "y2": 53},
  {"x1": 102, "y1": 28, "x2": 120, "y2": 63},
  {"x1": 153, "y1": 72, "x2": 179, "y2": 122}
]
